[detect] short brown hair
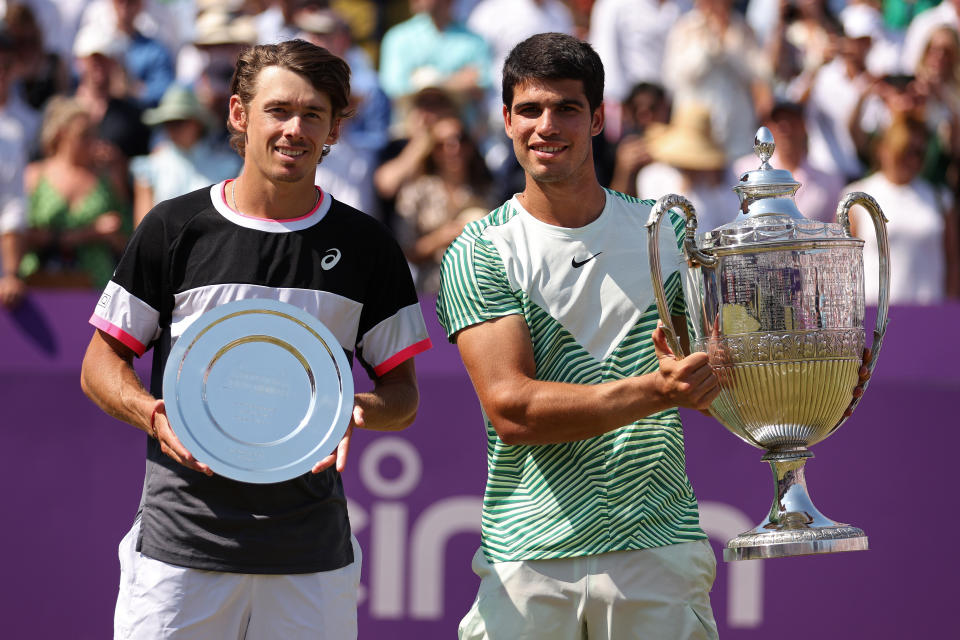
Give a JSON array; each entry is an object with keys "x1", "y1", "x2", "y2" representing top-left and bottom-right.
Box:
[{"x1": 228, "y1": 39, "x2": 351, "y2": 157}]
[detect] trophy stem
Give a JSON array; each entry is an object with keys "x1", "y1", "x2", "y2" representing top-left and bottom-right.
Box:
[{"x1": 723, "y1": 449, "x2": 868, "y2": 561}]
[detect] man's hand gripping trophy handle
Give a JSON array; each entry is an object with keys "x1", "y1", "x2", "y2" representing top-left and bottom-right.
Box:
[{"x1": 652, "y1": 322, "x2": 720, "y2": 413}]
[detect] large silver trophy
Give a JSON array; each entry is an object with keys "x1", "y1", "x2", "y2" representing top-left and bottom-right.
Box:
[{"x1": 646, "y1": 128, "x2": 890, "y2": 561}]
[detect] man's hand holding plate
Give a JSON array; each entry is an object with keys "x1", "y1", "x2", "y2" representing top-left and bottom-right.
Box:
[{"x1": 151, "y1": 398, "x2": 213, "y2": 476}]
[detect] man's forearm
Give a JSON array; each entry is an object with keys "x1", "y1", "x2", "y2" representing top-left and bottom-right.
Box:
[
  {"x1": 81, "y1": 331, "x2": 156, "y2": 437},
  {"x1": 1, "y1": 231, "x2": 22, "y2": 277},
  {"x1": 354, "y1": 359, "x2": 419, "y2": 432},
  {"x1": 481, "y1": 373, "x2": 673, "y2": 446},
  {"x1": 456, "y1": 316, "x2": 716, "y2": 446}
]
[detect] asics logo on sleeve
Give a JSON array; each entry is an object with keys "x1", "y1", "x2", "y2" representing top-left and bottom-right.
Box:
[
  {"x1": 321, "y1": 248, "x2": 342, "y2": 271},
  {"x1": 571, "y1": 252, "x2": 603, "y2": 269}
]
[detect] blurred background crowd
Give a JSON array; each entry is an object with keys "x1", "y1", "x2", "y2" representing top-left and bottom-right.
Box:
[{"x1": 0, "y1": 0, "x2": 957, "y2": 307}]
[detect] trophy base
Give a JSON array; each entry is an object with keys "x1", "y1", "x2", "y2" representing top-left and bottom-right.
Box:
[
  {"x1": 724, "y1": 525, "x2": 868, "y2": 561},
  {"x1": 723, "y1": 450, "x2": 869, "y2": 561}
]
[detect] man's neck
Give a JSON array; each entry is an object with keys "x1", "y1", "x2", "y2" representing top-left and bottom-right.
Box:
[
  {"x1": 428, "y1": 8, "x2": 452, "y2": 30},
  {"x1": 76, "y1": 81, "x2": 110, "y2": 101},
  {"x1": 517, "y1": 177, "x2": 607, "y2": 228},
  {"x1": 843, "y1": 58, "x2": 865, "y2": 80},
  {"x1": 881, "y1": 167, "x2": 912, "y2": 187},
  {"x1": 233, "y1": 172, "x2": 319, "y2": 221}
]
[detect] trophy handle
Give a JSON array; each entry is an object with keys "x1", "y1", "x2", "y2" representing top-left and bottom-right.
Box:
[
  {"x1": 645, "y1": 194, "x2": 715, "y2": 359},
  {"x1": 835, "y1": 191, "x2": 890, "y2": 421}
]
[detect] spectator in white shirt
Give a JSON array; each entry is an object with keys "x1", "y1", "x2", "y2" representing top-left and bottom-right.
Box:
[{"x1": 846, "y1": 115, "x2": 960, "y2": 305}]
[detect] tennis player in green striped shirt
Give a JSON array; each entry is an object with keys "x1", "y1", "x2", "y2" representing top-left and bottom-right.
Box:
[{"x1": 436, "y1": 33, "x2": 722, "y2": 639}]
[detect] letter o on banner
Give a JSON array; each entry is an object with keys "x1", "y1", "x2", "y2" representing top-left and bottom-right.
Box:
[{"x1": 359, "y1": 436, "x2": 422, "y2": 499}]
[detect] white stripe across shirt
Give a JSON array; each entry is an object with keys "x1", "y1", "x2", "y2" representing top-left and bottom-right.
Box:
[{"x1": 89, "y1": 181, "x2": 430, "y2": 574}]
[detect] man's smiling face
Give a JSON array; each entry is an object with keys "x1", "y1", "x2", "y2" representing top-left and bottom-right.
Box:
[
  {"x1": 230, "y1": 65, "x2": 341, "y2": 186},
  {"x1": 503, "y1": 78, "x2": 603, "y2": 186}
]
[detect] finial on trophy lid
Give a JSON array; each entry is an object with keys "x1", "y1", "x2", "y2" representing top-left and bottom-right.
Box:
[
  {"x1": 731, "y1": 126, "x2": 803, "y2": 220},
  {"x1": 754, "y1": 126, "x2": 775, "y2": 170}
]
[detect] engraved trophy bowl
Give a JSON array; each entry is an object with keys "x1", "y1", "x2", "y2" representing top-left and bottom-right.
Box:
[{"x1": 645, "y1": 127, "x2": 890, "y2": 561}]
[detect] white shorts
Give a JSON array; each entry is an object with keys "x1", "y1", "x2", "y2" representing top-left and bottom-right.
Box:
[
  {"x1": 459, "y1": 540, "x2": 718, "y2": 640},
  {"x1": 114, "y1": 519, "x2": 362, "y2": 640}
]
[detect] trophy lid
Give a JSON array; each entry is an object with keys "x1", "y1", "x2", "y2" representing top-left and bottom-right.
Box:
[{"x1": 699, "y1": 127, "x2": 848, "y2": 250}]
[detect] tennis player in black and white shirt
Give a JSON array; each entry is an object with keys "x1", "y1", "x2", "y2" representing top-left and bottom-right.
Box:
[{"x1": 81, "y1": 40, "x2": 430, "y2": 639}]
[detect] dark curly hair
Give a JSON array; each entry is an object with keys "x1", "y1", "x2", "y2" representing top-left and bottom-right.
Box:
[{"x1": 502, "y1": 32, "x2": 604, "y2": 114}]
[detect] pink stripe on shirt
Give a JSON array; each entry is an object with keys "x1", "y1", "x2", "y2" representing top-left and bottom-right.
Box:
[
  {"x1": 90, "y1": 314, "x2": 147, "y2": 356},
  {"x1": 372, "y1": 338, "x2": 433, "y2": 377}
]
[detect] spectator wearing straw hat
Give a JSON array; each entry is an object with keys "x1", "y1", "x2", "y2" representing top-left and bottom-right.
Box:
[
  {"x1": 175, "y1": 3, "x2": 258, "y2": 90},
  {"x1": 637, "y1": 102, "x2": 740, "y2": 233},
  {"x1": 179, "y1": 7, "x2": 259, "y2": 156},
  {"x1": 131, "y1": 84, "x2": 241, "y2": 226}
]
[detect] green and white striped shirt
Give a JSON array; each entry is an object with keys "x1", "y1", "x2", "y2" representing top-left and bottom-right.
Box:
[{"x1": 437, "y1": 189, "x2": 706, "y2": 563}]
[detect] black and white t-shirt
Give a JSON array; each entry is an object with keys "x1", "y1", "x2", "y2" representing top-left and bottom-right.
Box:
[{"x1": 90, "y1": 181, "x2": 431, "y2": 574}]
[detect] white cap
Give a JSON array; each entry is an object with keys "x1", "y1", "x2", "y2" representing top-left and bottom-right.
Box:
[
  {"x1": 841, "y1": 4, "x2": 884, "y2": 40},
  {"x1": 73, "y1": 24, "x2": 129, "y2": 59}
]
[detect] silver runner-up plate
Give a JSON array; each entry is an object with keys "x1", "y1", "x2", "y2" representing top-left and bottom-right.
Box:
[{"x1": 162, "y1": 299, "x2": 354, "y2": 484}]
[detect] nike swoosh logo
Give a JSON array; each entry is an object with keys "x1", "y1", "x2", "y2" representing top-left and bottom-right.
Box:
[{"x1": 571, "y1": 252, "x2": 603, "y2": 269}]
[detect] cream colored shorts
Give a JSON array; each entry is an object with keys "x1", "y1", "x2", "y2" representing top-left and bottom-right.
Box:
[
  {"x1": 113, "y1": 519, "x2": 362, "y2": 640},
  {"x1": 459, "y1": 540, "x2": 718, "y2": 640}
]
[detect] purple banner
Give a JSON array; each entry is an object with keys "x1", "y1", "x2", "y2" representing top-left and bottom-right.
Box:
[{"x1": 2, "y1": 292, "x2": 957, "y2": 638}]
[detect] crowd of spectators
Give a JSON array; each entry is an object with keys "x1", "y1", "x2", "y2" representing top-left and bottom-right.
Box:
[{"x1": 0, "y1": 0, "x2": 957, "y2": 305}]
